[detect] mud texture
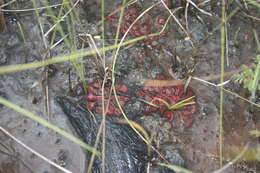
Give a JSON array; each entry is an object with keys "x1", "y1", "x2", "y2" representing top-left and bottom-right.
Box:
[{"x1": 0, "y1": 0, "x2": 259, "y2": 173}]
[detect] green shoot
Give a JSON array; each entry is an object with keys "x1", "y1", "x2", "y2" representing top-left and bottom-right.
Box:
[
  {"x1": 233, "y1": 55, "x2": 260, "y2": 102},
  {"x1": 139, "y1": 98, "x2": 159, "y2": 108},
  {"x1": 153, "y1": 97, "x2": 171, "y2": 108},
  {"x1": 169, "y1": 96, "x2": 196, "y2": 110},
  {"x1": 141, "y1": 96, "x2": 195, "y2": 111}
]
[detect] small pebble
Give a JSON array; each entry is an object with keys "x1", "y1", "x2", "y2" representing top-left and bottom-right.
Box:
[{"x1": 202, "y1": 106, "x2": 214, "y2": 115}]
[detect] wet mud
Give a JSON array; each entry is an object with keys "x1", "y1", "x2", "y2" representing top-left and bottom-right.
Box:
[{"x1": 0, "y1": 0, "x2": 259, "y2": 173}]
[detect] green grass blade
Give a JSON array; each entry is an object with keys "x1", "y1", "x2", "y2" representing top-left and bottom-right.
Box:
[
  {"x1": 219, "y1": 0, "x2": 226, "y2": 167},
  {"x1": 170, "y1": 101, "x2": 196, "y2": 110},
  {"x1": 153, "y1": 97, "x2": 170, "y2": 108},
  {"x1": 251, "y1": 55, "x2": 260, "y2": 97},
  {"x1": 0, "y1": 36, "x2": 147, "y2": 74},
  {"x1": 250, "y1": 29, "x2": 260, "y2": 99},
  {"x1": 169, "y1": 96, "x2": 195, "y2": 110},
  {"x1": 139, "y1": 98, "x2": 159, "y2": 108},
  {"x1": 0, "y1": 96, "x2": 100, "y2": 156},
  {"x1": 245, "y1": 0, "x2": 260, "y2": 8},
  {"x1": 249, "y1": 130, "x2": 260, "y2": 136}
]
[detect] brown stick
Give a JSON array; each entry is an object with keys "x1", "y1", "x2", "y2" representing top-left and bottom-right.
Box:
[
  {"x1": 0, "y1": 0, "x2": 7, "y2": 31},
  {"x1": 144, "y1": 64, "x2": 254, "y2": 87}
]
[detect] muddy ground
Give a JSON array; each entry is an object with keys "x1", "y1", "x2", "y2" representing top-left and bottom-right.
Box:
[{"x1": 0, "y1": 0, "x2": 259, "y2": 173}]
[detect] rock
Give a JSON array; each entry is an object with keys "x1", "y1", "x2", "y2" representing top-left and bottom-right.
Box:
[{"x1": 56, "y1": 96, "x2": 149, "y2": 173}]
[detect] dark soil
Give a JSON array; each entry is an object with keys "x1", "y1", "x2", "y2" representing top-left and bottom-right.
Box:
[{"x1": 0, "y1": 0, "x2": 259, "y2": 173}]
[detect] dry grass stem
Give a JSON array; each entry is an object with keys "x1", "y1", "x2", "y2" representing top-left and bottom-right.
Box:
[
  {"x1": 44, "y1": 0, "x2": 79, "y2": 37},
  {"x1": 0, "y1": 3, "x2": 65, "y2": 12}
]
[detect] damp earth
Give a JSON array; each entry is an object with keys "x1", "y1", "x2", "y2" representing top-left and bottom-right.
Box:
[{"x1": 0, "y1": 0, "x2": 259, "y2": 173}]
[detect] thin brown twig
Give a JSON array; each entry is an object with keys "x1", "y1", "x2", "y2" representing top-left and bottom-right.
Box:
[
  {"x1": 101, "y1": 73, "x2": 109, "y2": 173},
  {"x1": 86, "y1": 120, "x2": 103, "y2": 173},
  {"x1": 160, "y1": 0, "x2": 193, "y2": 46},
  {"x1": 0, "y1": 0, "x2": 16, "y2": 8},
  {"x1": 0, "y1": 0, "x2": 7, "y2": 31},
  {"x1": 145, "y1": 63, "x2": 255, "y2": 87},
  {"x1": 109, "y1": 1, "x2": 172, "y2": 165},
  {"x1": 44, "y1": 0, "x2": 80, "y2": 37},
  {"x1": 192, "y1": 76, "x2": 260, "y2": 108},
  {"x1": 0, "y1": 3, "x2": 66, "y2": 12},
  {"x1": 112, "y1": 0, "x2": 159, "y2": 146},
  {"x1": 199, "y1": 63, "x2": 255, "y2": 81},
  {"x1": 243, "y1": 12, "x2": 260, "y2": 21}
]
